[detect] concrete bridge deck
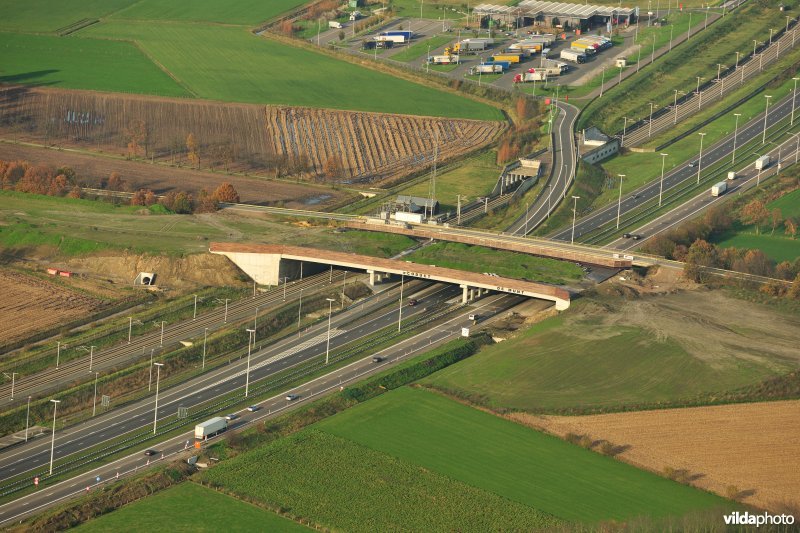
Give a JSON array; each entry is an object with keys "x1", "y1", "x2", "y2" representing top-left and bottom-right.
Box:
[{"x1": 210, "y1": 243, "x2": 572, "y2": 310}]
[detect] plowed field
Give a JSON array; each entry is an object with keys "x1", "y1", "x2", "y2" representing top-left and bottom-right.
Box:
[
  {"x1": 0, "y1": 269, "x2": 108, "y2": 346},
  {"x1": 0, "y1": 86, "x2": 503, "y2": 185},
  {"x1": 521, "y1": 400, "x2": 800, "y2": 511}
]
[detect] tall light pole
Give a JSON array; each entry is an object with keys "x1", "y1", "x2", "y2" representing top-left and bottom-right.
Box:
[
  {"x1": 128, "y1": 317, "x2": 133, "y2": 344},
  {"x1": 734, "y1": 50, "x2": 740, "y2": 72},
  {"x1": 280, "y1": 277, "x2": 289, "y2": 301},
  {"x1": 621, "y1": 116, "x2": 629, "y2": 146},
  {"x1": 148, "y1": 348, "x2": 155, "y2": 391},
  {"x1": 648, "y1": 102, "x2": 655, "y2": 137},
  {"x1": 152, "y1": 363, "x2": 164, "y2": 434},
  {"x1": 570, "y1": 196, "x2": 580, "y2": 244},
  {"x1": 616, "y1": 174, "x2": 625, "y2": 229},
  {"x1": 92, "y1": 371, "x2": 99, "y2": 416},
  {"x1": 659, "y1": 153, "x2": 668, "y2": 207},
  {"x1": 223, "y1": 299, "x2": 230, "y2": 323},
  {"x1": 56, "y1": 341, "x2": 66, "y2": 369},
  {"x1": 25, "y1": 395, "x2": 31, "y2": 442},
  {"x1": 697, "y1": 132, "x2": 706, "y2": 184},
  {"x1": 762, "y1": 95, "x2": 772, "y2": 144},
  {"x1": 341, "y1": 271, "x2": 348, "y2": 309},
  {"x1": 202, "y1": 328, "x2": 208, "y2": 370},
  {"x1": 5, "y1": 372, "x2": 18, "y2": 400},
  {"x1": 673, "y1": 90, "x2": 680, "y2": 124},
  {"x1": 159, "y1": 321, "x2": 165, "y2": 347},
  {"x1": 696, "y1": 76, "x2": 703, "y2": 110},
  {"x1": 792, "y1": 78, "x2": 800, "y2": 126},
  {"x1": 48, "y1": 399, "x2": 60, "y2": 475},
  {"x1": 524, "y1": 201, "x2": 530, "y2": 235},
  {"x1": 600, "y1": 66, "x2": 606, "y2": 98},
  {"x1": 732, "y1": 113, "x2": 742, "y2": 164},
  {"x1": 245, "y1": 328, "x2": 255, "y2": 397},
  {"x1": 325, "y1": 298, "x2": 335, "y2": 364},
  {"x1": 398, "y1": 274, "x2": 405, "y2": 332},
  {"x1": 297, "y1": 289, "x2": 304, "y2": 336}
]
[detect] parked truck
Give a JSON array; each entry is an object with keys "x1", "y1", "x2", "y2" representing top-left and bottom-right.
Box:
[
  {"x1": 489, "y1": 53, "x2": 521, "y2": 63},
  {"x1": 470, "y1": 63, "x2": 504, "y2": 74},
  {"x1": 375, "y1": 34, "x2": 407, "y2": 43},
  {"x1": 711, "y1": 181, "x2": 728, "y2": 196},
  {"x1": 727, "y1": 171, "x2": 737, "y2": 180},
  {"x1": 454, "y1": 38, "x2": 493, "y2": 53},
  {"x1": 383, "y1": 30, "x2": 413, "y2": 40},
  {"x1": 514, "y1": 71, "x2": 546, "y2": 82},
  {"x1": 508, "y1": 41, "x2": 543, "y2": 53},
  {"x1": 328, "y1": 20, "x2": 343, "y2": 29},
  {"x1": 755, "y1": 155, "x2": 771, "y2": 170},
  {"x1": 560, "y1": 49, "x2": 586, "y2": 63},
  {"x1": 480, "y1": 60, "x2": 511, "y2": 70},
  {"x1": 195, "y1": 417, "x2": 227, "y2": 440},
  {"x1": 428, "y1": 54, "x2": 460, "y2": 64}
]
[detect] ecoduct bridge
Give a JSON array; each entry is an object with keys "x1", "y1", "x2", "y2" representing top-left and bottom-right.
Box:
[{"x1": 210, "y1": 243, "x2": 571, "y2": 310}]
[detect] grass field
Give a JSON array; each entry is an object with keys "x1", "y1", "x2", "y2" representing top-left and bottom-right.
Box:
[
  {"x1": 405, "y1": 242, "x2": 584, "y2": 285},
  {"x1": 769, "y1": 187, "x2": 800, "y2": 218},
  {"x1": 316, "y1": 386, "x2": 732, "y2": 523},
  {"x1": 200, "y1": 429, "x2": 562, "y2": 531},
  {"x1": 73, "y1": 21, "x2": 501, "y2": 119},
  {"x1": 579, "y1": 0, "x2": 799, "y2": 132},
  {"x1": 0, "y1": 0, "x2": 135, "y2": 32},
  {"x1": 0, "y1": 32, "x2": 189, "y2": 97},
  {"x1": 425, "y1": 291, "x2": 800, "y2": 411},
  {"x1": 711, "y1": 225, "x2": 800, "y2": 262},
  {"x1": 0, "y1": 191, "x2": 415, "y2": 257},
  {"x1": 111, "y1": 0, "x2": 306, "y2": 25},
  {"x1": 77, "y1": 482, "x2": 309, "y2": 532},
  {"x1": 391, "y1": 35, "x2": 453, "y2": 62},
  {"x1": 396, "y1": 151, "x2": 500, "y2": 212}
]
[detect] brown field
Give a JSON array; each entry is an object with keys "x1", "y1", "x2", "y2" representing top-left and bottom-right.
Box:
[
  {"x1": 0, "y1": 86, "x2": 504, "y2": 185},
  {"x1": 517, "y1": 401, "x2": 800, "y2": 511},
  {"x1": 0, "y1": 142, "x2": 351, "y2": 208},
  {"x1": 0, "y1": 269, "x2": 110, "y2": 347}
]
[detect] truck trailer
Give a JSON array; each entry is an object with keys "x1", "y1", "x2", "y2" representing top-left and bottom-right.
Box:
[
  {"x1": 489, "y1": 53, "x2": 521, "y2": 63},
  {"x1": 383, "y1": 30, "x2": 413, "y2": 39},
  {"x1": 514, "y1": 71, "x2": 547, "y2": 82},
  {"x1": 560, "y1": 49, "x2": 586, "y2": 63},
  {"x1": 454, "y1": 39, "x2": 493, "y2": 53},
  {"x1": 328, "y1": 21, "x2": 343, "y2": 29},
  {"x1": 711, "y1": 181, "x2": 728, "y2": 196},
  {"x1": 428, "y1": 54, "x2": 460, "y2": 64},
  {"x1": 195, "y1": 417, "x2": 228, "y2": 440},
  {"x1": 755, "y1": 155, "x2": 771, "y2": 170},
  {"x1": 375, "y1": 34, "x2": 407, "y2": 43},
  {"x1": 480, "y1": 60, "x2": 511, "y2": 70},
  {"x1": 471, "y1": 63, "x2": 504, "y2": 74}
]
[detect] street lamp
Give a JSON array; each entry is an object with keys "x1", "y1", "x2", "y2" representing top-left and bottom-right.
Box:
[
  {"x1": 4, "y1": 372, "x2": 18, "y2": 400},
  {"x1": 224, "y1": 299, "x2": 230, "y2": 323},
  {"x1": 245, "y1": 328, "x2": 255, "y2": 397},
  {"x1": 202, "y1": 327, "x2": 208, "y2": 370},
  {"x1": 732, "y1": 113, "x2": 742, "y2": 164},
  {"x1": 398, "y1": 274, "x2": 405, "y2": 332},
  {"x1": 659, "y1": 153, "x2": 668, "y2": 207},
  {"x1": 762, "y1": 95, "x2": 772, "y2": 144},
  {"x1": 570, "y1": 196, "x2": 580, "y2": 244},
  {"x1": 648, "y1": 102, "x2": 655, "y2": 137},
  {"x1": 599, "y1": 66, "x2": 606, "y2": 98},
  {"x1": 193, "y1": 294, "x2": 198, "y2": 319},
  {"x1": 325, "y1": 298, "x2": 336, "y2": 364},
  {"x1": 56, "y1": 341, "x2": 67, "y2": 369},
  {"x1": 148, "y1": 348, "x2": 155, "y2": 391},
  {"x1": 616, "y1": 174, "x2": 625, "y2": 229},
  {"x1": 92, "y1": 371, "x2": 99, "y2": 416},
  {"x1": 152, "y1": 362, "x2": 164, "y2": 434},
  {"x1": 25, "y1": 395, "x2": 31, "y2": 442},
  {"x1": 49, "y1": 399, "x2": 60, "y2": 475},
  {"x1": 280, "y1": 277, "x2": 289, "y2": 301},
  {"x1": 792, "y1": 78, "x2": 800, "y2": 126},
  {"x1": 297, "y1": 289, "x2": 304, "y2": 336},
  {"x1": 621, "y1": 116, "x2": 629, "y2": 146},
  {"x1": 697, "y1": 132, "x2": 707, "y2": 184},
  {"x1": 159, "y1": 321, "x2": 165, "y2": 347},
  {"x1": 696, "y1": 76, "x2": 704, "y2": 110}
]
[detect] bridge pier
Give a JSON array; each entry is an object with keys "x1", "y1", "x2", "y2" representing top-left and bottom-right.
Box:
[{"x1": 367, "y1": 270, "x2": 387, "y2": 286}]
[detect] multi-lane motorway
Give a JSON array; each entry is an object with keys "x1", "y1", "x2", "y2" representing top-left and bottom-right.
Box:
[{"x1": 550, "y1": 89, "x2": 798, "y2": 244}]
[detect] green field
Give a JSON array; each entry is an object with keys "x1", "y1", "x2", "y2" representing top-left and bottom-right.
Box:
[
  {"x1": 112, "y1": 0, "x2": 306, "y2": 25},
  {"x1": 711, "y1": 225, "x2": 800, "y2": 262},
  {"x1": 405, "y1": 242, "x2": 584, "y2": 285},
  {"x1": 0, "y1": 0, "x2": 135, "y2": 32},
  {"x1": 201, "y1": 429, "x2": 561, "y2": 531},
  {"x1": 425, "y1": 293, "x2": 800, "y2": 411},
  {"x1": 391, "y1": 35, "x2": 453, "y2": 62},
  {"x1": 315, "y1": 387, "x2": 732, "y2": 523},
  {"x1": 77, "y1": 482, "x2": 308, "y2": 532},
  {"x1": 0, "y1": 32, "x2": 188, "y2": 96},
  {"x1": 769, "y1": 188, "x2": 800, "y2": 218},
  {"x1": 0, "y1": 191, "x2": 415, "y2": 257}
]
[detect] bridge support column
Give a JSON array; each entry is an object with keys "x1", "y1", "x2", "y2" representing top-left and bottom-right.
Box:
[
  {"x1": 460, "y1": 284, "x2": 470, "y2": 304},
  {"x1": 368, "y1": 270, "x2": 386, "y2": 286}
]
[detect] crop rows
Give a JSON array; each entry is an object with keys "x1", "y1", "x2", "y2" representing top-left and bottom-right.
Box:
[{"x1": 0, "y1": 87, "x2": 502, "y2": 184}]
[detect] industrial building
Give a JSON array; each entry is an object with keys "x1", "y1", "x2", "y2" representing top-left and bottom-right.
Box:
[
  {"x1": 580, "y1": 126, "x2": 619, "y2": 164},
  {"x1": 473, "y1": 0, "x2": 636, "y2": 32}
]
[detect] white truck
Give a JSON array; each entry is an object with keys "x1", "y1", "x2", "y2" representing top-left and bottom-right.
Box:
[
  {"x1": 755, "y1": 155, "x2": 771, "y2": 170},
  {"x1": 711, "y1": 181, "x2": 728, "y2": 197},
  {"x1": 428, "y1": 54, "x2": 459, "y2": 64},
  {"x1": 328, "y1": 21, "x2": 343, "y2": 29},
  {"x1": 560, "y1": 49, "x2": 586, "y2": 63},
  {"x1": 195, "y1": 417, "x2": 227, "y2": 440},
  {"x1": 471, "y1": 63, "x2": 504, "y2": 74},
  {"x1": 727, "y1": 171, "x2": 736, "y2": 180}
]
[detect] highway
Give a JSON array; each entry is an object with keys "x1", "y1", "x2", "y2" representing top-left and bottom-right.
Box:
[
  {"x1": 0, "y1": 271, "x2": 352, "y2": 409},
  {"x1": 622, "y1": 18, "x2": 799, "y2": 147},
  {"x1": 0, "y1": 287, "x2": 520, "y2": 525},
  {"x1": 507, "y1": 100, "x2": 580, "y2": 235},
  {"x1": 550, "y1": 89, "x2": 798, "y2": 244}
]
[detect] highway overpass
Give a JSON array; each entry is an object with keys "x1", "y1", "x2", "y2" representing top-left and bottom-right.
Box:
[{"x1": 210, "y1": 243, "x2": 572, "y2": 310}]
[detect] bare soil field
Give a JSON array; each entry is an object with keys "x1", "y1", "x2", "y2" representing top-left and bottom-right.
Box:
[
  {"x1": 517, "y1": 401, "x2": 800, "y2": 511},
  {"x1": 0, "y1": 86, "x2": 504, "y2": 185},
  {"x1": 0, "y1": 142, "x2": 349, "y2": 208},
  {"x1": 0, "y1": 269, "x2": 110, "y2": 346}
]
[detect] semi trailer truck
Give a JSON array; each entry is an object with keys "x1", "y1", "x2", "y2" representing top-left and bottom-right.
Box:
[{"x1": 195, "y1": 417, "x2": 228, "y2": 440}]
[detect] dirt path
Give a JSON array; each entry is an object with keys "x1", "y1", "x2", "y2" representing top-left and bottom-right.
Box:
[
  {"x1": 0, "y1": 141, "x2": 349, "y2": 209},
  {"x1": 515, "y1": 400, "x2": 800, "y2": 511}
]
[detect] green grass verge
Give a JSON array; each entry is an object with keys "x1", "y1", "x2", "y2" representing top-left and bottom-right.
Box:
[
  {"x1": 769, "y1": 187, "x2": 800, "y2": 218},
  {"x1": 111, "y1": 0, "x2": 307, "y2": 25},
  {"x1": 711, "y1": 224, "x2": 800, "y2": 262},
  {"x1": 0, "y1": 32, "x2": 189, "y2": 97},
  {"x1": 0, "y1": 0, "x2": 135, "y2": 33},
  {"x1": 405, "y1": 241, "x2": 584, "y2": 284},
  {"x1": 201, "y1": 429, "x2": 560, "y2": 531},
  {"x1": 424, "y1": 293, "x2": 799, "y2": 412},
  {"x1": 76, "y1": 482, "x2": 309, "y2": 532},
  {"x1": 579, "y1": 0, "x2": 799, "y2": 133},
  {"x1": 315, "y1": 386, "x2": 732, "y2": 523},
  {"x1": 391, "y1": 35, "x2": 453, "y2": 62}
]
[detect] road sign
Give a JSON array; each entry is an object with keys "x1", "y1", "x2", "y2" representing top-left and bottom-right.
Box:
[
  {"x1": 177, "y1": 407, "x2": 188, "y2": 419},
  {"x1": 461, "y1": 327, "x2": 470, "y2": 337},
  {"x1": 101, "y1": 395, "x2": 110, "y2": 407}
]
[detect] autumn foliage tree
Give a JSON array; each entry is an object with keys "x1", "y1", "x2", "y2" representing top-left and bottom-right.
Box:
[
  {"x1": 186, "y1": 133, "x2": 200, "y2": 169},
  {"x1": 213, "y1": 182, "x2": 239, "y2": 203},
  {"x1": 124, "y1": 119, "x2": 149, "y2": 159},
  {"x1": 106, "y1": 171, "x2": 127, "y2": 192},
  {"x1": 740, "y1": 199, "x2": 769, "y2": 234},
  {"x1": 323, "y1": 156, "x2": 342, "y2": 182}
]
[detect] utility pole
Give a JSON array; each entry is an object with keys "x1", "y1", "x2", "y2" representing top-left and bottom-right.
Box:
[
  {"x1": 325, "y1": 298, "x2": 336, "y2": 364},
  {"x1": 92, "y1": 371, "x2": 99, "y2": 416},
  {"x1": 659, "y1": 153, "x2": 668, "y2": 207},
  {"x1": 792, "y1": 78, "x2": 800, "y2": 126},
  {"x1": 616, "y1": 174, "x2": 625, "y2": 229},
  {"x1": 152, "y1": 363, "x2": 164, "y2": 434},
  {"x1": 648, "y1": 102, "x2": 655, "y2": 137},
  {"x1": 732, "y1": 113, "x2": 741, "y2": 164},
  {"x1": 49, "y1": 399, "x2": 60, "y2": 475},
  {"x1": 398, "y1": 274, "x2": 404, "y2": 332},
  {"x1": 697, "y1": 132, "x2": 706, "y2": 184},
  {"x1": 762, "y1": 95, "x2": 772, "y2": 144},
  {"x1": 202, "y1": 328, "x2": 208, "y2": 370},
  {"x1": 621, "y1": 116, "x2": 629, "y2": 146},
  {"x1": 245, "y1": 329, "x2": 255, "y2": 397},
  {"x1": 570, "y1": 196, "x2": 580, "y2": 244}
]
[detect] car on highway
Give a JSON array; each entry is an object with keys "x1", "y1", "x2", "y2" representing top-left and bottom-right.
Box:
[
  {"x1": 688, "y1": 161, "x2": 698, "y2": 168},
  {"x1": 246, "y1": 405, "x2": 260, "y2": 412},
  {"x1": 408, "y1": 299, "x2": 418, "y2": 306},
  {"x1": 286, "y1": 394, "x2": 299, "y2": 401},
  {"x1": 631, "y1": 234, "x2": 642, "y2": 240},
  {"x1": 372, "y1": 356, "x2": 384, "y2": 363},
  {"x1": 623, "y1": 233, "x2": 632, "y2": 238},
  {"x1": 143, "y1": 449, "x2": 158, "y2": 456},
  {"x1": 225, "y1": 413, "x2": 238, "y2": 421}
]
